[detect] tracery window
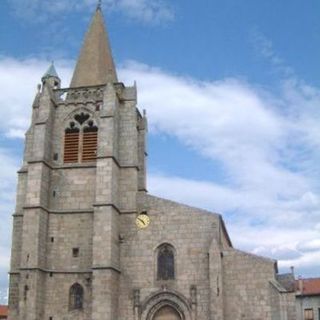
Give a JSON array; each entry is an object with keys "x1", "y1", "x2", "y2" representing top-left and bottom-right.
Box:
[
  {"x1": 69, "y1": 283, "x2": 84, "y2": 310},
  {"x1": 157, "y1": 243, "x2": 175, "y2": 280},
  {"x1": 64, "y1": 112, "x2": 98, "y2": 163}
]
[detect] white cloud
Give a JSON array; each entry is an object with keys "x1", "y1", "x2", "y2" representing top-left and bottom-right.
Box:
[
  {"x1": 0, "y1": 57, "x2": 73, "y2": 139},
  {"x1": 0, "y1": 55, "x2": 320, "y2": 297},
  {"x1": 10, "y1": 0, "x2": 174, "y2": 24},
  {"x1": 121, "y1": 61, "x2": 320, "y2": 274},
  {"x1": 0, "y1": 148, "x2": 20, "y2": 304},
  {"x1": 148, "y1": 173, "x2": 320, "y2": 275},
  {"x1": 251, "y1": 31, "x2": 295, "y2": 79},
  {"x1": 0, "y1": 284, "x2": 8, "y2": 305},
  {"x1": 121, "y1": 61, "x2": 319, "y2": 193},
  {"x1": 0, "y1": 58, "x2": 73, "y2": 303},
  {"x1": 111, "y1": 0, "x2": 174, "y2": 24}
]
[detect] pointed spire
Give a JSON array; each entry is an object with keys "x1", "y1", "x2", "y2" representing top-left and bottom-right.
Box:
[
  {"x1": 42, "y1": 62, "x2": 60, "y2": 81},
  {"x1": 70, "y1": 6, "x2": 118, "y2": 88}
]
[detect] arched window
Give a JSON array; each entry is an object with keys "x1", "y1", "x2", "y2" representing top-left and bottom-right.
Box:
[
  {"x1": 157, "y1": 244, "x2": 175, "y2": 280},
  {"x1": 64, "y1": 113, "x2": 98, "y2": 163},
  {"x1": 69, "y1": 283, "x2": 84, "y2": 310}
]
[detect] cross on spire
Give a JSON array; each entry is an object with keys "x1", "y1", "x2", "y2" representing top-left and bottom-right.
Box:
[{"x1": 97, "y1": 0, "x2": 102, "y2": 10}]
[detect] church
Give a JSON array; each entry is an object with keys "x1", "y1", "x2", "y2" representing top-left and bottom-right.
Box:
[{"x1": 8, "y1": 4, "x2": 296, "y2": 320}]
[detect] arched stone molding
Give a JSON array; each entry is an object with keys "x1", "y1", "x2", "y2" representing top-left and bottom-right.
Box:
[
  {"x1": 156, "y1": 243, "x2": 176, "y2": 281},
  {"x1": 62, "y1": 108, "x2": 99, "y2": 163},
  {"x1": 153, "y1": 242, "x2": 178, "y2": 284},
  {"x1": 140, "y1": 289, "x2": 193, "y2": 320}
]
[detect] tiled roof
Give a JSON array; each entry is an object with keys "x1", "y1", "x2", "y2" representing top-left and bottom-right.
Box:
[
  {"x1": 296, "y1": 278, "x2": 320, "y2": 296},
  {"x1": 0, "y1": 305, "x2": 8, "y2": 317}
]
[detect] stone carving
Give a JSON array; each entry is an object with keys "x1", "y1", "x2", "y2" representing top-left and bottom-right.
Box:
[
  {"x1": 190, "y1": 286, "x2": 197, "y2": 306},
  {"x1": 54, "y1": 85, "x2": 104, "y2": 104},
  {"x1": 134, "y1": 289, "x2": 140, "y2": 307},
  {"x1": 74, "y1": 112, "x2": 90, "y2": 125}
]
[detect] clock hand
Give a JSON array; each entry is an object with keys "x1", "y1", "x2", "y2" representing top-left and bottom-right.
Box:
[{"x1": 138, "y1": 218, "x2": 145, "y2": 225}]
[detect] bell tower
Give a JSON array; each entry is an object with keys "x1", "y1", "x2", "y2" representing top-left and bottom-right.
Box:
[
  {"x1": 7, "y1": 3, "x2": 298, "y2": 320},
  {"x1": 8, "y1": 5, "x2": 147, "y2": 320}
]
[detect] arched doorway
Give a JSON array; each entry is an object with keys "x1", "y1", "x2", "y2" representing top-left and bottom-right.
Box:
[
  {"x1": 153, "y1": 306, "x2": 182, "y2": 320},
  {"x1": 141, "y1": 290, "x2": 191, "y2": 320}
]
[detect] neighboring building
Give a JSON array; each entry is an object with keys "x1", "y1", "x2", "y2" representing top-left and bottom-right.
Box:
[
  {"x1": 0, "y1": 305, "x2": 8, "y2": 319},
  {"x1": 296, "y1": 278, "x2": 320, "y2": 320},
  {"x1": 8, "y1": 4, "x2": 296, "y2": 320}
]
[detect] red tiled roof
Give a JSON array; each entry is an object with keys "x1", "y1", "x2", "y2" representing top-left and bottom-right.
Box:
[
  {"x1": 0, "y1": 305, "x2": 8, "y2": 317},
  {"x1": 296, "y1": 278, "x2": 320, "y2": 296}
]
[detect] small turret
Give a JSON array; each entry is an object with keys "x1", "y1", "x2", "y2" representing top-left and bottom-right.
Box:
[{"x1": 41, "y1": 62, "x2": 61, "y2": 89}]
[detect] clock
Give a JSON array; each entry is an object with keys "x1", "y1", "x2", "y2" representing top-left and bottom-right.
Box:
[{"x1": 135, "y1": 213, "x2": 150, "y2": 229}]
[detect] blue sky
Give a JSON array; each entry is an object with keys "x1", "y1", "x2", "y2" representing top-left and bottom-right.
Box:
[{"x1": 0, "y1": 0, "x2": 320, "y2": 304}]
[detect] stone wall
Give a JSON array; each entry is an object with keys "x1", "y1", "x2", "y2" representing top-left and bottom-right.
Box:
[
  {"x1": 222, "y1": 249, "x2": 275, "y2": 320},
  {"x1": 46, "y1": 213, "x2": 93, "y2": 270},
  {"x1": 49, "y1": 168, "x2": 96, "y2": 210},
  {"x1": 269, "y1": 281, "x2": 282, "y2": 320},
  {"x1": 296, "y1": 295, "x2": 320, "y2": 320},
  {"x1": 118, "y1": 194, "x2": 221, "y2": 320},
  {"x1": 44, "y1": 273, "x2": 92, "y2": 320}
]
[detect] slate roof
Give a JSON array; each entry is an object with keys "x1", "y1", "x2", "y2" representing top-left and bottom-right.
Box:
[
  {"x1": 70, "y1": 4, "x2": 117, "y2": 87},
  {"x1": 42, "y1": 62, "x2": 59, "y2": 80},
  {"x1": 276, "y1": 273, "x2": 296, "y2": 292}
]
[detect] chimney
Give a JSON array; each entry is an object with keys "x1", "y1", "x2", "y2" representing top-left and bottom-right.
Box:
[
  {"x1": 298, "y1": 276, "x2": 303, "y2": 294},
  {"x1": 290, "y1": 266, "x2": 295, "y2": 276}
]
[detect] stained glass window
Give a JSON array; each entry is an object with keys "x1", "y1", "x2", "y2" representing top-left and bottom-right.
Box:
[
  {"x1": 69, "y1": 283, "x2": 84, "y2": 310},
  {"x1": 157, "y1": 244, "x2": 175, "y2": 280}
]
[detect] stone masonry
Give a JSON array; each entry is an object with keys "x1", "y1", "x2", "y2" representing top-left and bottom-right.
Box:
[{"x1": 8, "y1": 5, "x2": 296, "y2": 320}]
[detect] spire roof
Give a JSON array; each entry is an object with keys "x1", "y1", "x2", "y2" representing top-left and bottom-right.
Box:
[
  {"x1": 42, "y1": 62, "x2": 59, "y2": 80},
  {"x1": 70, "y1": 6, "x2": 118, "y2": 88}
]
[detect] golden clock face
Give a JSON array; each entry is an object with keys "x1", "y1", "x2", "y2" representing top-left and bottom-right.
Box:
[{"x1": 135, "y1": 214, "x2": 150, "y2": 229}]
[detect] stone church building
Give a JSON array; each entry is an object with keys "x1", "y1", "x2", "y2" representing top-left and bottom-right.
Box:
[{"x1": 8, "y1": 5, "x2": 296, "y2": 320}]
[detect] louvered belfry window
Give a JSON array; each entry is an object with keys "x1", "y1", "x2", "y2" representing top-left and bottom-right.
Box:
[
  {"x1": 64, "y1": 124, "x2": 80, "y2": 163},
  {"x1": 63, "y1": 113, "x2": 98, "y2": 164},
  {"x1": 82, "y1": 121, "x2": 98, "y2": 162}
]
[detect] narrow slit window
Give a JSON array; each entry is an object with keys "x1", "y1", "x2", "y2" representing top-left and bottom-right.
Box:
[{"x1": 72, "y1": 248, "x2": 79, "y2": 257}]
